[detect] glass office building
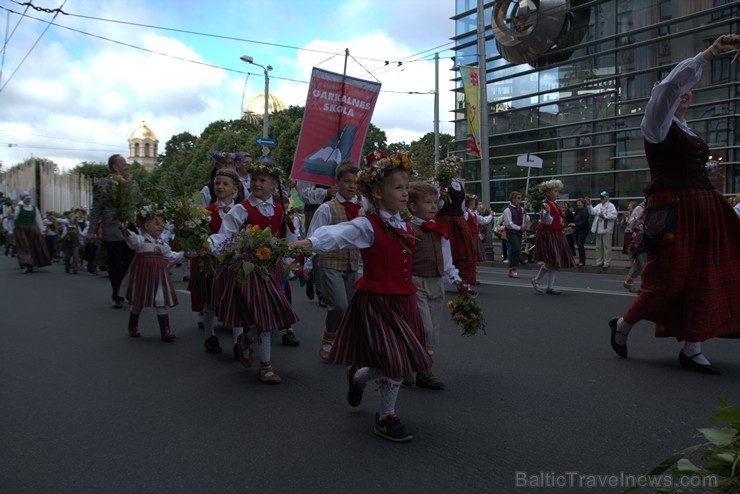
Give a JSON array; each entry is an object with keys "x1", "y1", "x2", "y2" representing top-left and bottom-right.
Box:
[{"x1": 452, "y1": 0, "x2": 739, "y2": 211}]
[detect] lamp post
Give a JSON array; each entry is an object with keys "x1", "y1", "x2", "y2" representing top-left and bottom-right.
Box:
[{"x1": 240, "y1": 55, "x2": 272, "y2": 138}]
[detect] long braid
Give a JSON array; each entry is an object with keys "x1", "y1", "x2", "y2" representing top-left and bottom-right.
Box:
[{"x1": 275, "y1": 174, "x2": 295, "y2": 238}]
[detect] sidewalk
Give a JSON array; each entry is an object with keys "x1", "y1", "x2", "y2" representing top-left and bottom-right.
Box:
[{"x1": 481, "y1": 245, "x2": 633, "y2": 274}]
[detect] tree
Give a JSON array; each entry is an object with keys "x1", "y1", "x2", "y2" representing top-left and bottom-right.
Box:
[
  {"x1": 362, "y1": 124, "x2": 387, "y2": 158},
  {"x1": 409, "y1": 132, "x2": 455, "y2": 180},
  {"x1": 70, "y1": 161, "x2": 109, "y2": 179}
]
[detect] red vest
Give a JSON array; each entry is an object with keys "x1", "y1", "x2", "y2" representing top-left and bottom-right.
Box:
[
  {"x1": 240, "y1": 201, "x2": 283, "y2": 237},
  {"x1": 206, "y1": 203, "x2": 223, "y2": 235},
  {"x1": 465, "y1": 209, "x2": 480, "y2": 234},
  {"x1": 353, "y1": 213, "x2": 416, "y2": 295},
  {"x1": 537, "y1": 199, "x2": 564, "y2": 231}
]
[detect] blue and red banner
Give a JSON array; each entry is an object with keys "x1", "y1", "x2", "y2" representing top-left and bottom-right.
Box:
[{"x1": 290, "y1": 68, "x2": 381, "y2": 186}]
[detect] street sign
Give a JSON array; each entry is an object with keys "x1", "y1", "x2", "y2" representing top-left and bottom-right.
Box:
[
  {"x1": 516, "y1": 153, "x2": 543, "y2": 168},
  {"x1": 255, "y1": 137, "x2": 276, "y2": 147}
]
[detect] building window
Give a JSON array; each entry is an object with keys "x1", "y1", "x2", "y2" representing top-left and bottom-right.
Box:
[
  {"x1": 145, "y1": 143, "x2": 150, "y2": 158},
  {"x1": 134, "y1": 143, "x2": 140, "y2": 157}
]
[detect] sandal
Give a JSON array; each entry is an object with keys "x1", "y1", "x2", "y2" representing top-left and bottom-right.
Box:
[
  {"x1": 258, "y1": 361, "x2": 282, "y2": 384},
  {"x1": 234, "y1": 333, "x2": 252, "y2": 369}
]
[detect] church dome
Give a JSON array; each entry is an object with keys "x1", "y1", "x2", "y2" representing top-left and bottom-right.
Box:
[
  {"x1": 130, "y1": 121, "x2": 157, "y2": 141},
  {"x1": 246, "y1": 93, "x2": 286, "y2": 116}
]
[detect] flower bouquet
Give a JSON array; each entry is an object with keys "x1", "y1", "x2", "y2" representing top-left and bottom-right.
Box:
[
  {"x1": 216, "y1": 225, "x2": 295, "y2": 285},
  {"x1": 104, "y1": 175, "x2": 138, "y2": 233},
  {"x1": 434, "y1": 157, "x2": 460, "y2": 203},
  {"x1": 164, "y1": 196, "x2": 213, "y2": 271},
  {"x1": 447, "y1": 289, "x2": 487, "y2": 337},
  {"x1": 525, "y1": 184, "x2": 545, "y2": 214}
]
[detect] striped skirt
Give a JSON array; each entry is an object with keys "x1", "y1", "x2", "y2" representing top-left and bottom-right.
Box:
[
  {"x1": 219, "y1": 266, "x2": 298, "y2": 332},
  {"x1": 329, "y1": 291, "x2": 432, "y2": 378},
  {"x1": 436, "y1": 214, "x2": 476, "y2": 284},
  {"x1": 624, "y1": 188, "x2": 740, "y2": 341},
  {"x1": 118, "y1": 252, "x2": 178, "y2": 308},
  {"x1": 533, "y1": 229, "x2": 576, "y2": 268},
  {"x1": 187, "y1": 256, "x2": 215, "y2": 311}
]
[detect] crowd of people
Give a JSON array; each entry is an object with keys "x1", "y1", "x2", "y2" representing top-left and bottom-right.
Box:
[{"x1": 2, "y1": 33, "x2": 738, "y2": 444}]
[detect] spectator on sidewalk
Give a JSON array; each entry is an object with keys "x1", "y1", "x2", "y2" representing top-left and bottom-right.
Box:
[{"x1": 584, "y1": 191, "x2": 618, "y2": 268}]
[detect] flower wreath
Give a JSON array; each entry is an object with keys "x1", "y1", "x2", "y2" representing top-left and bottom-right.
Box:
[
  {"x1": 536, "y1": 179, "x2": 564, "y2": 192},
  {"x1": 246, "y1": 157, "x2": 286, "y2": 182},
  {"x1": 357, "y1": 150, "x2": 416, "y2": 195},
  {"x1": 137, "y1": 202, "x2": 168, "y2": 222},
  {"x1": 209, "y1": 150, "x2": 246, "y2": 164}
]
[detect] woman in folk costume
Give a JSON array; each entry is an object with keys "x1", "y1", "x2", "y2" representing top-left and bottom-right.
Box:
[
  {"x1": 609, "y1": 34, "x2": 740, "y2": 374},
  {"x1": 434, "y1": 156, "x2": 477, "y2": 285},
  {"x1": 209, "y1": 157, "x2": 299, "y2": 385},
  {"x1": 191, "y1": 168, "x2": 242, "y2": 355},
  {"x1": 13, "y1": 191, "x2": 51, "y2": 273},
  {"x1": 530, "y1": 179, "x2": 575, "y2": 295},
  {"x1": 290, "y1": 150, "x2": 431, "y2": 443},
  {"x1": 120, "y1": 205, "x2": 185, "y2": 342}
]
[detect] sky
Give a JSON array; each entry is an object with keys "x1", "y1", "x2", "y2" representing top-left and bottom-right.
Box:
[{"x1": 0, "y1": 0, "x2": 458, "y2": 171}]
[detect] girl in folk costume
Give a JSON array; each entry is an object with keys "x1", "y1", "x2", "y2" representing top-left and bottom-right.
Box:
[
  {"x1": 120, "y1": 205, "x2": 185, "y2": 341},
  {"x1": 209, "y1": 157, "x2": 299, "y2": 385},
  {"x1": 191, "y1": 168, "x2": 242, "y2": 355},
  {"x1": 13, "y1": 191, "x2": 51, "y2": 273},
  {"x1": 434, "y1": 157, "x2": 477, "y2": 285},
  {"x1": 290, "y1": 150, "x2": 431, "y2": 443},
  {"x1": 531, "y1": 180, "x2": 575, "y2": 294},
  {"x1": 464, "y1": 194, "x2": 494, "y2": 263}
]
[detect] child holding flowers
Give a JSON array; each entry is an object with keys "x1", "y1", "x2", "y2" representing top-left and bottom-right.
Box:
[
  {"x1": 531, "y1": 179, "x2": 575, "y2": 295},
  {"x1": 209, "y1": 158, "x2": 299, "y2": 385},
  {"x1": 289, "y1": 150, "x2": 430, "y2": 443},
  {"x1": 119, "y1": 204, "x2": 185, "y2": 341}
]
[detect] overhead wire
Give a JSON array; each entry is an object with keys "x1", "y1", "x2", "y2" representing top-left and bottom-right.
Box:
[{"x1": 1, "y1": 2, "x2": 31, "y2": 84}]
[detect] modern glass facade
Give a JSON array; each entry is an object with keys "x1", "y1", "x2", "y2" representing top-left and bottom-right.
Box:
[{"x1": 452, "y1": 0, "x2": 739, "y2": 211}]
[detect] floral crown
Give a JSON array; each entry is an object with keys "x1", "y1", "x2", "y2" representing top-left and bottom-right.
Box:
[
  {"x1": 357, "y1": 150, "x2": 415, "y2": 193},
  {"x1": 246, "y1": 157, "x2": 286, "y2": 182},
  {"x1": 137, "y1": 202, "x2": 167, "y2": 222},
  {"x1": 537, "y1": 179, "x2": 564, "y2": 192},
  {"x1": 215, "y1": 168, "x2": 241, "y2": 184},
  {"x1": 209, "y1": 150, "x2": 246, "y2": 163}
]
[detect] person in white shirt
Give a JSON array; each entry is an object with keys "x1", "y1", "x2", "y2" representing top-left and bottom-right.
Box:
[{"x1": 584, "y1": 191, "x2": 618, "y2": 268}]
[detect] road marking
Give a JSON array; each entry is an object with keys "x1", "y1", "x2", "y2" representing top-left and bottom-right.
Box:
[{"x1": 473, "y1": 279, "x2": 636, "y2": 297}]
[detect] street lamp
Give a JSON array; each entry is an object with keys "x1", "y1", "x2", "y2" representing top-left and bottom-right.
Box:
[{"x1": 240, "y1": 55, "x2": 272, "y2": 138}]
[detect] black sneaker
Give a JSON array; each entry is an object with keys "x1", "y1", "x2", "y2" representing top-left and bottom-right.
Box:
[
  {"x1": 112, "y1": 300, "x2": 123, "y2": 309},
  {"x1": 346, "y1": 366, "x2": 365, "y2": 407},
  {"x1": 282, "y1": 330, "x2": 300, "y2": 347},
  {"x1": 204, "y1": 335, "x2": 222, "y2": 354},
  {"x1": 374, "y1": 413, "x2": 413, "y2": 443}
]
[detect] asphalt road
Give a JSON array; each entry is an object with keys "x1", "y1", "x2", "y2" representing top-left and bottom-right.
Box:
[{"x1": 0, "y1": 255, "x2": 737, "y2": 493}]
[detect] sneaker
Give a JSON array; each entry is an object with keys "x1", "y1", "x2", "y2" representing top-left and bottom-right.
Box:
[
  {"x1": 531, "y1": 278, "x2": 544, "y2": 294},
  {"x1": 282, "y1": 329, "x2": 300, "y2": 347},
  {"x1": 401, "y1": 374, "x2": 416, "y2": 387},
  {"x1": 203, "y1": 335, "x2": 222, "y2": 354},
  {"x1": 346, "y1": 366, "x2": 365, "y2": 407},
  {"x1": 374, "y1": 413, "x2": 413, "y2": 443},
  {"x1": 112, "y1": 300, "x2": 123, "y2": 309}
]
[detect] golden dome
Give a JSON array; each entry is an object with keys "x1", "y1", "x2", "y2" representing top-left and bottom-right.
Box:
[
  {"x1": 245, "y1": 93, "x2": 286, "y2": 116},
  {"x1": 130, "y1": 121, "x2": 157, "y2": 141}
]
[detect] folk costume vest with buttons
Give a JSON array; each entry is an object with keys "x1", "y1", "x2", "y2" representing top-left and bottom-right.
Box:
[
  {"x1": 537, "y1": 200, "x2": 565, "y2": 231},
  {"x1": 319, "y1": 198, "x2": 360, "y2": 272},
  {"x1": 410, "y1": 223, "x2": 443, "y2": 278},
  {"x1": 15, "y1": 206, "x2": 37, "y2": 226},
  {"x1": 354, "y1": 213, "x2": 416, "y2": 295},
  {"x1": 240, "y1": 201, "x2": 283, "y2": 237},
  {"x1": 505, "y1": 205, "x2": 524, "y2": 236},
  {"x1": 465, "y1": 209, "x2": 480, "y2": 234},
  {"x1": 206, "y1": 203, "x2": 224, "y2": 234},
  {"x1": 644, "y1": 122, "x2": 713, "y2": 193}
]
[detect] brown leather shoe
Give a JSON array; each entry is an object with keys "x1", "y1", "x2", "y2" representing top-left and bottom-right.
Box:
[{"x1": 258, "y1": 361, "x2": 282, "y2": 384}]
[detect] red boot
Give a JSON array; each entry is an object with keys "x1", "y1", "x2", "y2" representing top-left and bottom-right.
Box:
[
  {"x1": 128, "y1": 313, "x2": 141, "y2": 338},
  {"x1": 157, "y1": 314, "x2": 176, "y2": 342}
]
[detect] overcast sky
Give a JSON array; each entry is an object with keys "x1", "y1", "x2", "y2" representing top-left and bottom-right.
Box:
[{"x1": 0, "y1": 0, "x2": 458, "y2": 171}]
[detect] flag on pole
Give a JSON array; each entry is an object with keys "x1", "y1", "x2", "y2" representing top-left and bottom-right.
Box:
[
  {"x1": 289, "y1": 68, "x2": 381, "y2": 186},
  {"x1": 459, "y1": 65, "x2": 481, "y2": 157}
]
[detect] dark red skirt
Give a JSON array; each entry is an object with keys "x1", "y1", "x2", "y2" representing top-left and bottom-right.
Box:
[
  {"x1": 329, "y1": 291, "x2": 431, "y2": 377},
  {"x1": 435, "y1": 214, "x2": 476, "y2": 284},
  {"x1": 119, "y1": 252, "x2": 178, "y2": 308},
  {"x1": 534, "y1": 229, "x2": 576, "y2": 268},
  {"x1": 187, "y1": 256, "x2": 215, "y2": 311},
  {"x1": 622, "y1": 232, "x2": 632, "y2": 255},
  {"x1": 624, "y1": 188, "x2": 740, "y2": 341}
]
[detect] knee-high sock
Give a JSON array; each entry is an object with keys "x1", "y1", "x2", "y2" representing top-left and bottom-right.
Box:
[
  {"x1": 683, "y1": 341, "x2": 710, "y2": 365},
  {"x1": 202, "y1": 304, "x2": 215, "y2": 339},
  {"x1": 256, "y1": 331, "x2": 271, "y2": 363},
  {"x1": 379, "y1": 377, "x2": 402, "y2": 419},
  {"x1": 155, "y1": 307, "x2": 167, "y2": 316},
  {"x1": 354, "y1": 367, "x2": 383, "y2": 385},
  {"x1": 232, "y1": 326, "x2": 244, "y2": 345},
  {"x1": 534, "y1": 265, "x2": 548, "y2": 283},
  {"x1": 546, "y1": 269, "x2": 556, "y2": 290}
]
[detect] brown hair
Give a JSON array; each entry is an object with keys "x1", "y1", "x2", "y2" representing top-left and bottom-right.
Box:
[
  {"x1": 408, "y1": 181, "x2": 439, "y2": 205},
  {"x1": 335, "y1": 160, "x2": 360, "y2": 180},
  {"x1": 509, "y1": 191, "x2": 521, "y2": 201}
]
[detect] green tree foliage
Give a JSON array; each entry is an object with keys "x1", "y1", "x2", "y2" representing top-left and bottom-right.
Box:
[
  {"x1": 409, "y1": 132, "x2": 455, "y2": 180},
  {"x1": 152, "y1": 131, "x2": 198, "y2": 196},
  {"x1": 362, "y1": 124, "x2": 387, "y2": 158},
  {"x1": 70, "y1": 161, "x2": 109, "y2": 179},
  {"x1": 268, "y1": 106, "x2": 304, "y2": 175}
]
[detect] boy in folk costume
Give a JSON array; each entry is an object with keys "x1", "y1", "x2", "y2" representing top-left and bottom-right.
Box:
[
  {"x1": 209, "y1": 157, "x2": 299, "y2": 385},
  {"x1": 406, "y1": 181, "x2": 464, "y2": 390},
  {"x1": 306, "y1": 160, "x2": 362, "y2": 362},
  {"x1": 191, "y1": 168, "x2": 243, "y2": 356},
  {"x1": 531, "y1": 180, "x2": 575, "y2": 295},
  {"x1": 120, "y1": 205, "x2": 185, "y2": 342},
  {"x1": 290, "y1": 150, "x2": 431, "y2": 443}
]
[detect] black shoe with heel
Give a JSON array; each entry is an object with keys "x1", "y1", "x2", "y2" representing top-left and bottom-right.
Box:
[{"x1": 609, "y1": 318, "x2": 628, "y2": 359}]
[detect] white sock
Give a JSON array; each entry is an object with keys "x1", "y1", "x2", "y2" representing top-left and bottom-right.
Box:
[
  {"x1": 683, "y1": 342, "x2": 710, "y2": 365},
  {"x1": 257, "y1": 331, "x2": 271, "y2": 362},
  {"x1": 202, "y1": 305, "x2": 215, "y2": 338},
  {"x1": 232, "y1": 326, "x2": 244, "y2": 345},
  {"x1": 614, "y1": 317, "x2": 633, "y2": 345},
  {"x1": 155, "y1": 307, "x2": 167, "y2": 316},
  {"x1": 354, "y1": 367, "x2": 383, "y2": 385},
  {"x1": 534, "y1": 265, "x2": 548, "y2": 283},
  {"x1": 547, "y1": 270, "x2": 556, "y2": 290},
  {"x1": 379, "y1": 377, "x2": 401, "y2": 419}
]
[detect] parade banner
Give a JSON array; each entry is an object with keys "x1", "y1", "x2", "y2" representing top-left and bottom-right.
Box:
[
  {"x1": 459, "y1": 65, "x2": 481, "y2": 157},
  {"x1": 290, "y1": 68, "x2": 381, "y2": 186}
]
